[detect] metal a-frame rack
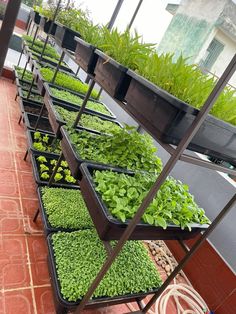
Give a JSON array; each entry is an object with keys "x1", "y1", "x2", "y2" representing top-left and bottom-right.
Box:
[{"x1": 24, "y1": 5, "x2": 236, "y2": 314}]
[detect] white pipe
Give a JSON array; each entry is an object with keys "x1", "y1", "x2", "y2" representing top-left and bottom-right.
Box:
[{"x1": 126, "y1": 241, "x2": 210, "y2": 314}]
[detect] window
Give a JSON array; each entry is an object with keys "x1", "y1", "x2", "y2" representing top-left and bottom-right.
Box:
[{"x1": 199, "y1": 38, "x2": 224, "y2": 71}]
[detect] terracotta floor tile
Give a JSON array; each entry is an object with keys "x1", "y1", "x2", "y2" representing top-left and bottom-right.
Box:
[
  {"x1": 15, "y1": 151, "x2": 33, "y2": 173},
  {"x1": 17, "y1": 172, "x2": 37, "y2": 199},
  {"x1": 0, "y1": 216, "x2": 24, "y2": 235},
  {"x1": 0, "y1": 197, "x2": 21, "y2": 216},
  {"x1": 21, "y1": 198, "x2": 40, "y2": 216},
  {"x1": 12, "y1": 133, "x2": 28, "y2": 152},
  {"x1": 82, "y1": 304, "x2": 130, "y2": 314},
  {"x1": 0, "y1": 170, "x2": 19, "y2": 197},
  {"x1": 0, "y1": 151, "x2": 15, "y2": 171},
  {"x1": 0, "y1": 118, "x2": 10, "y2": 131},
  {"x1": 0, "y1": 236, "x2": 30, "y2": 289},
  {"x1": 0, "y1": 289, "x2": 34, "y2": 314},
  {"x1": 10, "y1": 119, "x2": 25, "y2": 137},
  {"x1": 27, "y1": 236, "x2": 50, "y2": 286},
  {"x1": 34, "y1": 287, "x2": 55, "y2": 314},
  {"x1": 0, "y1": 130, "x2": 13, "y2": 151},
  {"x1": 21, "y1": 198, "x2": 43, "y2": 234}
]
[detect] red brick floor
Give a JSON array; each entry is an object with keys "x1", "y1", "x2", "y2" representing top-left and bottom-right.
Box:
[{"x1": 0, "y1": 78, "x2": 191, "y2": 313}]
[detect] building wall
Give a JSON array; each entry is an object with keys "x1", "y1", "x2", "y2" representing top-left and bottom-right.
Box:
[
  {"x1": 158, "y1": 0, "x2": 227, "y2": 63},
  {"x1": 212, "y1": 29, "x2": 236, "y2": 86}
]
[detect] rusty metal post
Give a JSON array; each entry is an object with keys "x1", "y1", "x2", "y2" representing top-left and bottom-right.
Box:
[{"x1": 0, "y1": 0, "x2": 22, "y2": 76}]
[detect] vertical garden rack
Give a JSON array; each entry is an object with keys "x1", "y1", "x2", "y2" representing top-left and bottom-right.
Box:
[{"x1": 20, "y1": 8, "x2": 236, "y2": 314}]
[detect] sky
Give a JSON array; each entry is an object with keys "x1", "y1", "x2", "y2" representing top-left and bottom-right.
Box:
[{"x1": 78, "y1": 0, "x2": 181, "y2": 45}]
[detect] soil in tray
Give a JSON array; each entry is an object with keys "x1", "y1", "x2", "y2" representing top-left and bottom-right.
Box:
[
  {"x1": 24, "y1": 105, "x2": 48, "y2": 117},
  {"x1": 28, "y1": 115, "x2": 53, "y2": 133},
  {"x1": 36, "y1": 155, "x2": 77, "y2": 185}
]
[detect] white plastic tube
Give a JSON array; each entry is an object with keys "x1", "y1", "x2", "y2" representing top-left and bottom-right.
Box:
[{"x1": 127, "y1": 241, "x2": 209, "y2": 314}]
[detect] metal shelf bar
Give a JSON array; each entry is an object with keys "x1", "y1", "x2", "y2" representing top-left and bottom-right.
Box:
[
  {"x1": 26, "y1": 14, "x2": 236, "y2": 314},
  {"x1": 74, "y1": 54, "x2": 236, "y2": 313},
  {"x1": 143, "y1": 192, "x2": 236, "y2": 312}
]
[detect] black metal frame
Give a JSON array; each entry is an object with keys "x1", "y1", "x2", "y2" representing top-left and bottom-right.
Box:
[{"x1": 22, "y1": 4, "x2": 236, "y2": 314}]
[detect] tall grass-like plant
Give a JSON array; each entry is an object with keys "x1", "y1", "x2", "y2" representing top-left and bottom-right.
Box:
[
  {"x1": 137, "y1": 53, "x2": 236, "y2": 126},
  {"x1": 98, "y1": 27, "x2": 155, "y2": 70}
]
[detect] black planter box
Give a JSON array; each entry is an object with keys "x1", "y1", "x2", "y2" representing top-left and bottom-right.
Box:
[
  {"x1": 31, "y1": 152, "x2": 79, "y2": 188},
  {"x1": 94, "y1": 49, "x2": 131, "y2": 101},
  {"x1": 39, "y1": 16, "x2": 57, "y2": 35},
  {"x1": 15, "y1": 77, "x2": 39, "y2": 94},
  {"x1": 47, "y1": 233, "x2": 160, "y2": 313},
  {"x1": 44, "y1": 83, "x2": 116, "y2": 119},
  {"x1": 54, "y1": 22, "x2": 81, "y2": 52},
  {"x1": 17, "y1": 84, "x2": 42, "y2": 103},
  {"x1": 37, "y1": 187, "x2": 84, "y2": 236},
  {"x1": 60, "y1": 127, "x2": 103, "y2": 180},
  {"x1": 26, "y1": 130, "x2": 60, "y2": 157},
  {"x1": 44, "y1": 94, "x2": 122, "y2": 137},
  {"x1": 43, "y1": 95, "x2": 66, "y2": 137},
  {"x1": 31, "y1": 51, "x2": 71, "y2": 74},
  {"x1": 14, "y1": 67, "x2": 32, "y2": 85},
  {"x1": 24, "y1": 113, "x2": 54, "y2": 134},
  {"x1": 75, "y1": 37, "x2": 98, "y2": 75},
  {"x1": 125, "y1": 70, "x2": 236, "y2": 165},
  {"x1": 34, "y1": 69, "x2": 46, "y2": 96},
  {"x1": 30, "y1": 10, "x2": 41, "y2": 25},
  {"x1": 79, "y1": 163, "x2": 209, "y2": 241},
  {"x1": 19, "y1": 98, "x2": 48, "y2": 117}
]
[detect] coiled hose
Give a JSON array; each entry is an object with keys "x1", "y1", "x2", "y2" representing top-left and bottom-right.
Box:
[{"x1": 127, "y1": 241, "x2": 210, "y2": 314}]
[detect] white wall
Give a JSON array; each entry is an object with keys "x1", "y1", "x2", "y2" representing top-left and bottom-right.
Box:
[
  {"x1": 212, "y1": 29, "x2": 236, "y2": 87},
  {"x1": 79, "y1": 0, "x2": 175, "y2": 45}
]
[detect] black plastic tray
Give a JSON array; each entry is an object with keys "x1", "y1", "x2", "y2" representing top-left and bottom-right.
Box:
[
  {"x1": 94, "y1": 49, "x2": 131, "y2": 101},
  {"x1": 43, "y1": 95, "x2": 65, "y2": 137},
  {"x1": 54, "y1": 22, "x2": 81, "y2": 52},
  {"x1": 31, "y1": 51, "x2": 71, "y2": 74},
  {"x1": 35, "y1": 70, "x2": 46, "y2": 96},
  {"x1": 26, "y1": 129, "x2": 60, "y2": 157},
  {"x1": 46, "y1": 232, "x2": 160, "y2": 313},
  {"x1": 79, "y1": 163, "x2": 209, "y2": 241},
  {"x1": 37, "y1": 66, "x2": 84, "y2": 96},
  {"x1": 30, "y1": 10, "x2": 41, "y2": 25},
  {"x1": 39, "y1": 16, "x2": 57, "y2": 35},
  {"x1": 13, "y1": 67, "x2": 32, "y2": 85},
  {"x1": 125, "y1": 69, "x2": 236, "y2": 165},
  {"x1": 37, "y1": 187, "x2": 86, "y2": 236},
  {"x1": 74, "y1": 37, "x2": 98, "y2": 75},
  {"x1": 15, "y1": 77, "x2": 38, "y2": 94},
  {"x1": 30, "y1": 152, "x2": 79, "y2": 188},
  {"x1": 24, "y1": 112, "x2": 54, "y2": 134},
  {"x1": 60, "y1": 127, "x2": 104, "y2": 180},
  {"x1": 17, "y1": 85, "x2": 43, "y2": 105},
  {"x1": 44, "y1": 82, "x2": 116, "y2": 119},
  {"x1": 19, "y1": 98, "x2": 48, "y2": 117},
  {"x1": 44, "y1": 95, "x2": 122, "y2": 137}
]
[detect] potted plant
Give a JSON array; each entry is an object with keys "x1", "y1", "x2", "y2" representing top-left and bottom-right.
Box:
[
  {"x1": 39, "y1": 16, "x2": 57, "y2": 35},
  {"x1": 31, "y1": 153, "x2": 78, "y2": 188},
  {"x1": 79, "y1": 163, "x2": 210, "y2": 240},
  {"x1": 54, "y1": 21, "x2": 82, "y2": 52},
  {"x1": 47, "y1": 229, "x2": 162, "y2": 312},
  {"x1": 125, "y1": 53, "x2": 236, "y2": 164},
  {"x1": 37, "y1": 186, "x2": 93, "y2": 235},
  {"x1": 39, "y1": 67, "x2": 99, "y2": 98},
  {"x1": 26, "y1": 130, "x2": 60, "y2": 157},
  {"x1": 44, "y1": 82, "x2": 116, "y2": 119},
  {"x1": 30, "y1": 9, "x2": 42, "y2": 25},
  {"x1": 60, "y1": 125, "x2": 162, "y2": 179}
]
